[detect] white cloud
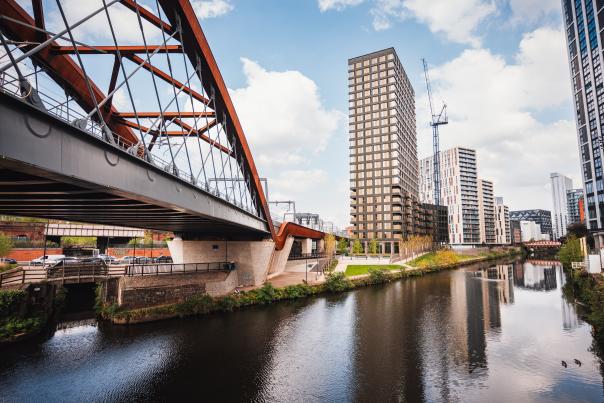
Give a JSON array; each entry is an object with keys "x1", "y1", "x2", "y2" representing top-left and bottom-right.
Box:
[
  {"x1": 371, "y1": 0, "x2": 496, "y2": 46},
  {"x1": 418, "y1": 27, "x2": 578, "y2": 211},
  {"x1": 509, "y1": 0, "x2": 560, "y2": 25},
  {"x1": 230, "y1": 58, "x2": 343, "y2": 166},
  {"x1": 318, "y1": 0, "x2": 364, "y2": 12},
  {"x1": 191, "y1": 0, "x2": 234, "y2": 19},
  {"x1": 230, "y1": 58, "x2": 347, "y2": 226},
  {"x1": 319, "y1": 0, "x2": 496, "y2": 46}
]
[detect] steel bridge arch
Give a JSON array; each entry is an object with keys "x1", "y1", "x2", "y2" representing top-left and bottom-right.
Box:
[{"x1": 0, "y1": 0, "x2": 299, "y2": 244}]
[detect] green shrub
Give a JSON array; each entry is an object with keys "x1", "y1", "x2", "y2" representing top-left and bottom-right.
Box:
[
  {"x1": 282, "y1": 284, "x2": 313, "y2": 299},
  {"x1": 0, "y1": 232, "x2": 12, "y2": 257},
  {"x1": 257, "y1": 283, "x2": 277, "y2": 304},
  {"x1": 368, "y1": 267, "x2": 388, "y2": 284},
  {"x1": 217, "y1": 295, "x2": 238, "y2": 311},
  {"x1": 559, "y1": 235, "x2": 583, "y2": 269},
  {"x1": 324, "y1": 272, "x2": 351, "y2": 293},
  {"x1": 0, "y1": 289, "x2": 26, "y2": 317},
  {"x1": 176, "y1": 293, "x2": 214, "y2": 316},
  {"x1": 0, "y1": 317, "x2": 42, "y2": 339}
]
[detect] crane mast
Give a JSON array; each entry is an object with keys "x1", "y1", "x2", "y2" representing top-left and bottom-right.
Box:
[{"x1": 422, "y1": 59, "x2": 448, "y2": 206}]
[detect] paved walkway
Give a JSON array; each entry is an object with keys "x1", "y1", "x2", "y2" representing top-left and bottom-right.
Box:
[
  {"x1": 242, "y1": 253, "x2": 429, "y2": 291},
  {"x1": 334, "y1": 254, "x2": 427, "y2": 274}
]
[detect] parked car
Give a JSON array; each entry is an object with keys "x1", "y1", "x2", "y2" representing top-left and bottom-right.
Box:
[
  {"x1": 98, "y1": 254, "x2": 118, "y2": 264},
  {"x1": 51, "y1": 257, "x2": 80, "y2": 266},
  {"x1": 117, "y1": 256, "x2": 136, "y2": 264},
  {"x1": 79, "y1": 257, "x2": 107, "y2": 265},
  {"x1": 134, "y1": 256, "x2": 153, "y2": 264},
  {"x1": 31, "y1": 254, "x2": 66, "y2": 266},
  {"x1": 153, "y1": 256, "x2": 173, "y2": 263},
  {"x1": 0, "y1": 257, "x2": 17, "y2": 265}
]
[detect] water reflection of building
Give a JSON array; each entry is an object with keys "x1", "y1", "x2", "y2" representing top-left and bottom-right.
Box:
[
  {"x1": 488, "y1": 265, "x2": 515, "y2": 305},
  {"x1": 557, "y1": 266, "x2": 581, "y2": 330},
  {"x1": 512, "y1": 262, "x2": 557, "y2": 291}
]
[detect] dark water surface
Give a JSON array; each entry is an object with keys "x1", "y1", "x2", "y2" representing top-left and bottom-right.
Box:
[{"x1": 1, "y1": 259, "x2": 604, "y2": 402}]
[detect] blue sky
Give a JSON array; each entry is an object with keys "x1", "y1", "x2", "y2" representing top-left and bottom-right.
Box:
[{"x1": 191, "y1": 0, "x2": 578, "y2": 228}]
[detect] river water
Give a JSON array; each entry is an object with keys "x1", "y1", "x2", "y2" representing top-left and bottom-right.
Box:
[{"x1": 1, "y1": 258, "x2": 603, "y2": 402}]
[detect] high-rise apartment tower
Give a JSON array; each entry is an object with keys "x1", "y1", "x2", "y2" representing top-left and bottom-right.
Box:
[
  {"x1": 550, "y1": 172, "x2": 573, "y2": 239},
  {"x1": 561, "y1": 0, "x2": 604, "y2": 246},
  {"x1": 348, "y1": 48, "x2": 418, "y2": 253}
]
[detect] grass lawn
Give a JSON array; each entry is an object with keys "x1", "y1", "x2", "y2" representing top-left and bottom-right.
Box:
[
  {"x1": 345, "y1": 264, "x2": 403, "y2": 277},
  {"x1": 408, "y1": 251, "x2": 476, "y2": 268}
]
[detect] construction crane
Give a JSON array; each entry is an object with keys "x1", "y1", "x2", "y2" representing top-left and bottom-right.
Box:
[{"x1": 422, "y1": 59, "x2": 448, "y2": 206}]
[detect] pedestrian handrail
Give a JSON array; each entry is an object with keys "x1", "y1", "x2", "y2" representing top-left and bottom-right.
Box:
[
  {"x1": 0, "y1": 262, "x2": 236, "y2": 288},
  {"x1": 126, "y1": 262, "x2": 235, "y2": 276},
  {"x1": 288, "y1": 252, "x2": 326, "y2": 261}
]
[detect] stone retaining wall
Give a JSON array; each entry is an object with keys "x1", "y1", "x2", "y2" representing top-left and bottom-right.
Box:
[{"x1": 111, "y1": 271, "x2": 238, "y2": 310}]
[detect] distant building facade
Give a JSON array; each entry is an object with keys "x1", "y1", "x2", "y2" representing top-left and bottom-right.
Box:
[
  {"x1": 419, "y1": 147, "x2": 480, "y2": 245},
  {"x1": 495, "y1": 197, "x2": 511, "y2": 244},
  {"x1": 510, "y1": 220, "x2": 522, "y2": 244},
  {"x1": 550, "y1": 173, "x2": 573, "y2": 239},
  {"x1": 520, "y1": 221, "x2": 549, "y2": 242},
  {"x1": 509, "y1": 210, "x2": 553, "y2": 238},
  {"x1": 478, "y1": 179, "x2": 496, "y2": 244},
  {"x1": 567, "y1": 188, "x2": 585, "y2": 225}
]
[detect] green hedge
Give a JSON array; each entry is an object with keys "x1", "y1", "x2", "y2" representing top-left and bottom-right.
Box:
[
  {"x1": 0, "y1": 289, "x2": 44, "y2": 342},
  {"x1": 564, "y1": 270, "x2": 604, "y2": 346}
]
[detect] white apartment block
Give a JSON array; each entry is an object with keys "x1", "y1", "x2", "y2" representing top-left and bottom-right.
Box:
[
  {"x1": 419, "y1": 147, "x2": 480, "y2": 244},
  {"x1": 495, "y1": 197, "x2": 511, "y2": 244},
  {"x1": 520, "y1": 221, "x2": 549, "y2": 242},
  {"x1": 550, "y1": 173, "x2": 573, "y2": 240},
  {"x1": 478, "y1": 179, "x2": 496, "y2": 244}
]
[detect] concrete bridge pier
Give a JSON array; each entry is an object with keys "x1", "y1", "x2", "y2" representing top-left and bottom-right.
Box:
[
  {"x1": 301, "y1": 238, "x2": 313, "y2": 255},
  {"x1": 168, "y1": 237, "x2": 295, "y2": 287}
]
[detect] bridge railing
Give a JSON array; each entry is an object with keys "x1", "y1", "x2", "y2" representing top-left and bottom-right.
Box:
[
  {"x1": 125, "y1": 262, "x2": 235, "y2": 276},
  {"x1": 0, "y1": 71, "x2": 257, "y2": 217},
  {"x1": 288, "y1": 252, "x2": 327, "y2": 261},
  {"x1": 0, "y1": 261, "x2": 236, "y2": 287},
  {"x1": 0, "y1": 264, "x2": 127, "y2": 288}
]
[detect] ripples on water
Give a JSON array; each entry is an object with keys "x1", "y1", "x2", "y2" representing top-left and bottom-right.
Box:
[{"x1": 1, "y1": 259, "x2": 603, "y2": 402}]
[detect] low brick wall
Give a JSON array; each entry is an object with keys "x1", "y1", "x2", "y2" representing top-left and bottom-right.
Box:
[
  {"x1": 7, "y1": 248, "x2": 63, "y2": 262},
  {"x1": 107, "y1": 248, "x2": 170, "y2": 258},
  {"x1": 116, "y1": 271, "x2": 237, "y2": 309}
]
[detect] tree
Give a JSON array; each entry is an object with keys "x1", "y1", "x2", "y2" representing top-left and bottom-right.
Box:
[
  {"x1": 0, "y1": 232, "x2": 12, "y2": 257},
  {"x1": 352, "y1": 239, "x2": 363, "y2": 255},
  {"x1": 567, "y1": 222, "x2": 588, "y2": 239},
  {"x1": 369, "y1": 238, "x2": 379, "y2": 255},
  {"x1": 559, "y1": 235, "x2": 583, "y2": 270},
  {"x1": 324, "y1": 234, "x2": 336, "y2": 257},
  {"x1": 336, "y1": 237, "x2": 348, "y2": 254}
]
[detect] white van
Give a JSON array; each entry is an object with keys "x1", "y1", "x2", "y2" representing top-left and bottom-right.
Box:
[{"x1": 30, "y1": 254, "x2": 66, "y2": 266}]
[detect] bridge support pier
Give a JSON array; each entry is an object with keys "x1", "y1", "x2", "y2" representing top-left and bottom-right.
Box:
[
  {"x1": 301, "y1": 238, "x2": 313, "y2": 255},
  {"x1": 168, "y1": 238, "x2": 278, "y2": 287}
]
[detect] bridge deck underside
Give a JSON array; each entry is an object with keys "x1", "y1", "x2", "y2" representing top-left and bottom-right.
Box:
[
  {"x1": 0, "y1": 167, "x2": 263, "y2": 238},
  {"x1": 0, "y1": 94, "x2": 268, "y2": 239}
]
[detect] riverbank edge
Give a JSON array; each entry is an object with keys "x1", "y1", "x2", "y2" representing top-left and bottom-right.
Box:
[
  {"x1": 563, "y1": 268, "x2": 604, "y2": 347},
  {"x1": 103, "y1": 249, "x2": 522, "y2": 325},
  {"x1": 0, "y1": 286, "x2": 66, "y2": 345}
]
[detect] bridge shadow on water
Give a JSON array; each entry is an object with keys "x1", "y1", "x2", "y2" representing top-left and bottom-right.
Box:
[{"x1": 59, "y1": 283, "x2": 97, "y2": 322}]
